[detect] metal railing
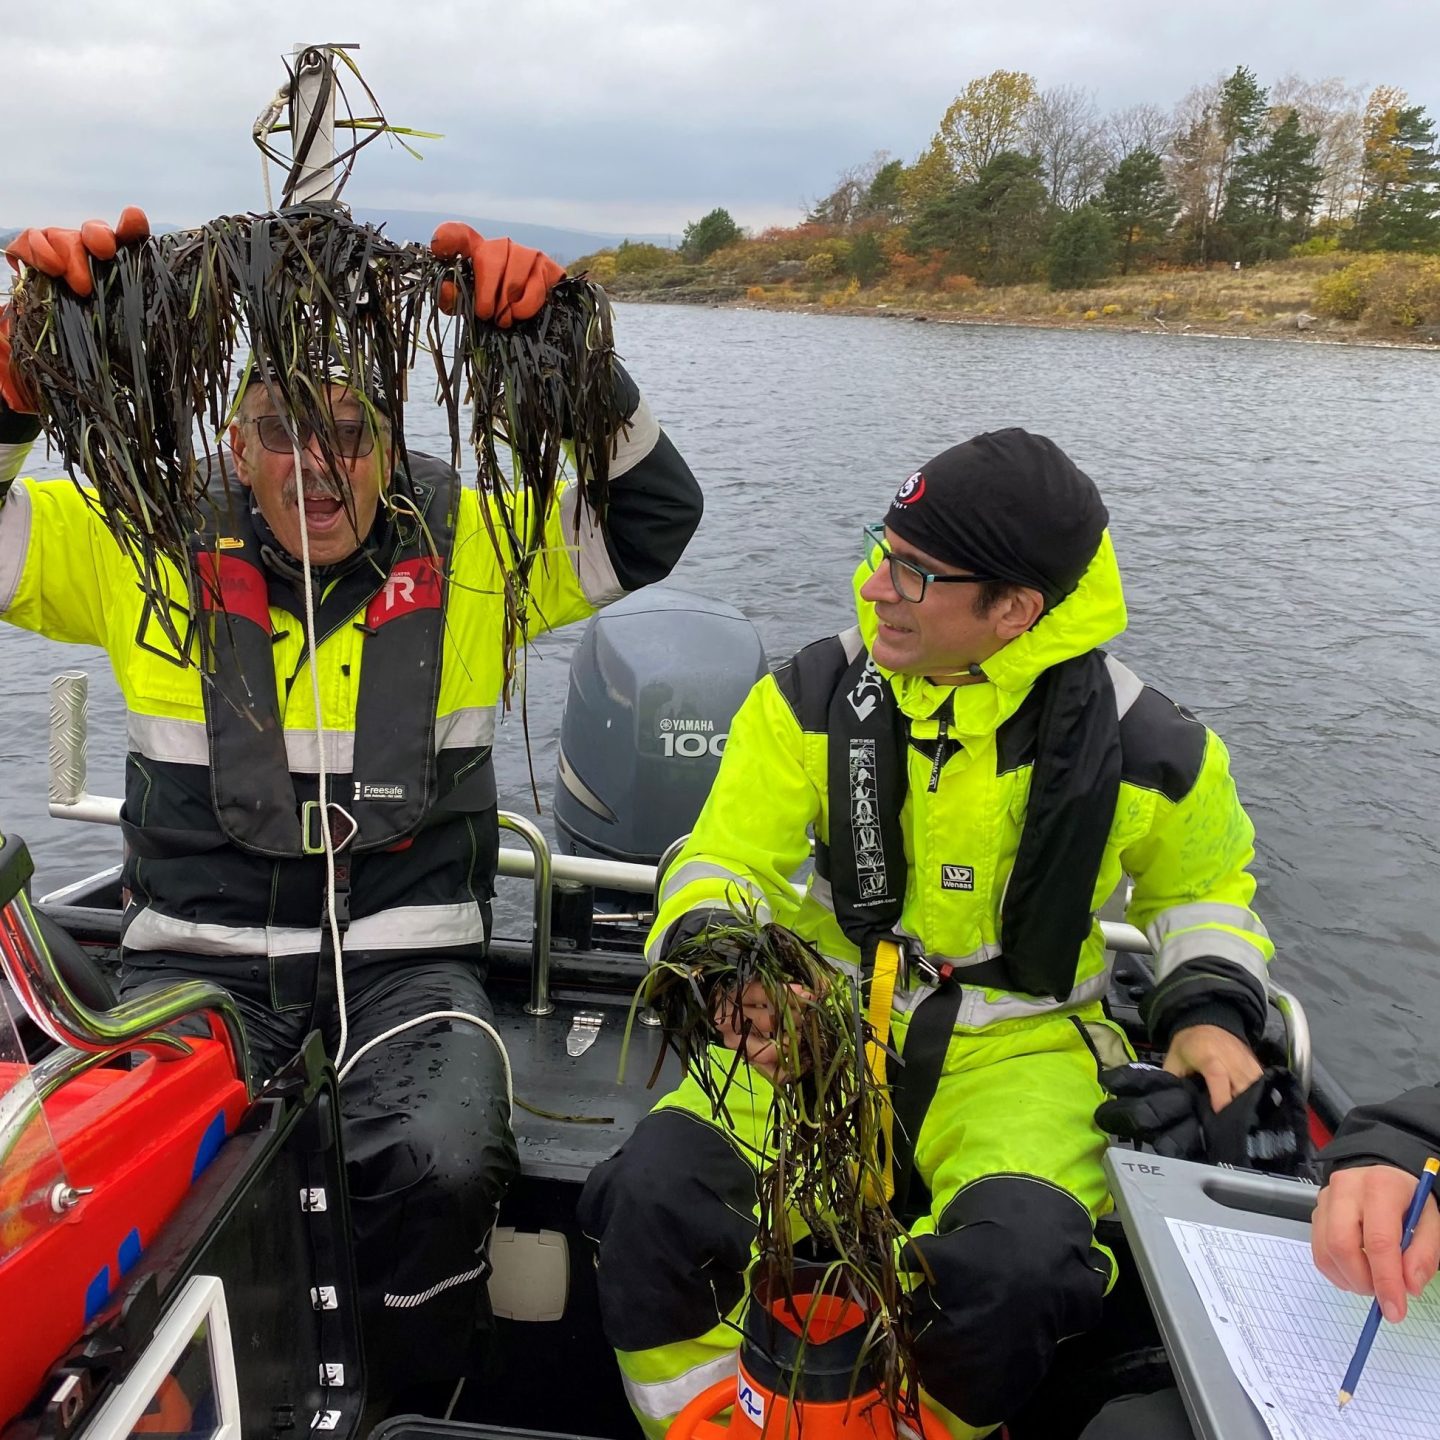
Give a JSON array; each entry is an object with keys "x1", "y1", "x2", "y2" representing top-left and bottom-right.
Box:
[{"x1": 40, "y1": 672, "x2": 1313, "y2": 1096}]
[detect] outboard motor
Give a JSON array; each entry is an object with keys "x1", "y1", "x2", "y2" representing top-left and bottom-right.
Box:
[{"x1": 553, "y1": 588, "x2": 767, "y2": 879}]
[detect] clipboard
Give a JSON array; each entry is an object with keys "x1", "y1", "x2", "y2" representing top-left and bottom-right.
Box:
[{"x1": 1103, "y1": 1146, "x2": 1318, "y2": 1440}]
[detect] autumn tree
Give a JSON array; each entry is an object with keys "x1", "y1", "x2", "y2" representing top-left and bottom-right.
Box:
[
  {"x1": 935, "y1": 70, "x2": 1039, "y2": 183},
  {"x1": 899, "y1": 139, "x2": 956, "y2": 216},
  {"x1": 1026, "y1": 84, "x2": 1109, "y2": 209},
  {"x1": 680, "y1": 208, "x2": 742, "y2": 262},
  {"x1": 1101, "y1": 147, "x2": 1177, "y2": 273},
  {"x1": 1048, "y1": 204, "x2": 1115, "y2": 288},
  {"x1": 1350, "y1": 91, "x2": 1440, "y2": 250},
  {"x1": 807, "y1": 152, "x2": 896, "y2": 228},
  {"x1": 1105, "y1": 102, "x2": 1172, "y2": 163},
  {"x1": 1270, "y1": 74, "x2": 1365, "y2": 224}
]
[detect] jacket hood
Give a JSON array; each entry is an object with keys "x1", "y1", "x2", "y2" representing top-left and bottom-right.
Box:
[{"x1": 853, "y1": 528, "x2": 1128, "y2": 738}]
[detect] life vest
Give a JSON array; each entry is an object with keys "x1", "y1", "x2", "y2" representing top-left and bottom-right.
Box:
[
  {"x1": 788, "y1": 631, "x2": 1121, "y2": 1000},
  {"x1": 192, "y1": 456, "x2": 463, "y2": 857}
]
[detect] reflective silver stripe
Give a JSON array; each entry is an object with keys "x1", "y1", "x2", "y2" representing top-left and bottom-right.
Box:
[
  {"x1": 658, "y1": 861, "x2": 771, "y2": 916},
  {"x1": 435, "y1": 705, "x2": 497, "y2": 751},
  {"x1": 0, "y1": 440, "x2": 31, "y2": 490},
  {"x1": 949, "y1": 960, "x2": 1113, "y2": 1027},
  {"x1": 622, "y1": 1351, "x2": 738, "y2": 1421},
  {"x1": 384, "y1": 1261, "x2": 488, "y2": 1309},
  {"x1": 1148, "y1": 901, "x2": 1271, "y2": 948},
  {"x1": 127, "y1": 712, "x2": 208, "y2": 765},
  {"x1": 0, "y1": 477, "x2": 33, "y2": 612},
  {"x1": 129, "y1": 709, "x2": 494, "y2": 770},
  {"x1": 124, "y1": 908, "x2": 280, "y2": 956},
  {"x1": 608, "y1": 391, "x2": 660, "y2": 479},
  {"x1": 1151, "y1": 926, "x2": 1270, "y2": 987},
  {"x1": 285, "y1": 729, "x2": 357, "y2": 775},
  {"x1": 559, "y1": 483, "x2": 624, "y2": 607},
  {"x1": 1104, "y1": 655, "x2": 1144, "y2": 719},
  {"x1": 125, "y1": 900, "x2": 488, "y2": 957}
]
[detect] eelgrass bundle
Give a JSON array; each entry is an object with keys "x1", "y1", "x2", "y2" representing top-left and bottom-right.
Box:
[
  {"x1": 634, "y1": 913, "x2": 924, "y2": 1427},
  {"x1": 7, "y1": 211, "x2": 624, "y2": 691},
  {"x1": 428, "y1": 270, "x2": 626, "y2": 699}
]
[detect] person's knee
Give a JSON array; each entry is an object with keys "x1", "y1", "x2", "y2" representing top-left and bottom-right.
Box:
[
  {"x1": 905, "y1": 1175, "x2": 1109, "y2": 1425},
  {"x1": 580, "y1": 1108, "x2": 757, "y2": 1351}
]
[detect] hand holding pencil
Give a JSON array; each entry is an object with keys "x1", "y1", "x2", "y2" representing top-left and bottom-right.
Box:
[{"x1": 1322, "y1": 1156, "x2": 1440, "y2": 1407}]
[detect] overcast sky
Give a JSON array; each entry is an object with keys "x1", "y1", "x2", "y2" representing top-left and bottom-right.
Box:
[{"x1": 6, "y1": 1, "x2": 1438, "y2": 241}]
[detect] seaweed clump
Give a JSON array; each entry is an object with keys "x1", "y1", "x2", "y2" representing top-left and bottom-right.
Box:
[
  {"x1": 635, "y1": 912, "x2": 924, "y2": 1428},
  {"x1": 7, "y1": 207, "x2": 624, "y2": 691}
]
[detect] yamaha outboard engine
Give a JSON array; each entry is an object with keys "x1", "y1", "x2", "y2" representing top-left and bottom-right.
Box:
[{"x1": 553, "y1": 589, "x2": 767, "y2": 889}]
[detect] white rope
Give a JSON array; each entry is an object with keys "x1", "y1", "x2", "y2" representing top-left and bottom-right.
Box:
[
  {"x1": 335, "y1": 1010, "x2": 515, "y2": 1119},
  {"x1": 291, "y1": 444, "x2": 352, "y2": 1067}
]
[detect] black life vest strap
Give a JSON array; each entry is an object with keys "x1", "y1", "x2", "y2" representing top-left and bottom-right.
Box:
[{"x1": 822, "y1": 647, "x2": 910, "y2": 963}]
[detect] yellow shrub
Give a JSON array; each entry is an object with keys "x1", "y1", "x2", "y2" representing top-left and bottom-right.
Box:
[
  {"x1": 746, "y1": 285, "x2": 767, "y2": 302},
  {"x1": 1082, "y1": 309, "x2": 1099, "y2": 321},
  {"x1": 1315, "y1": 254, "x2": 1440, "y2": 327},
  {"x1": 1101, "y1": 303, "x2": 1124, "y2": 316},
  {"x1": 804, "y1": 251, "x2": 838, "y2": 279},
  {"x1": 1315, "y1": 256, "x2": 1387, "y2": 321}
]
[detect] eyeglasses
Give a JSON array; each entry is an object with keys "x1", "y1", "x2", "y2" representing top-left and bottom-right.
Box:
[
  {"x1": 248, "y1": 414, "x2": 379, "y2": 459},
  {"x1": 862, "y1": 524, "x2": 1000, "y2": 603}
]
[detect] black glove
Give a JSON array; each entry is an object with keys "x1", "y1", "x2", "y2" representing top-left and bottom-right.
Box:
[
  {"x1": 1096, "y1": 1063, "x2": 1206, "y2": 1160},
  {"x1": 1097, "y1": 1062, "x2": 1316, "y2": 1179}
]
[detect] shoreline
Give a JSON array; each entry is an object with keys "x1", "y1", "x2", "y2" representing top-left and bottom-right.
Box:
[{"x1": 614, "y1": 292, "x2": 1440, "y2": 353}]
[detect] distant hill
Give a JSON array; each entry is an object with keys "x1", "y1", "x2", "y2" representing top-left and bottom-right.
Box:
[{"x1": 354, "y1": 209, "x2": 673, "y2": 266}]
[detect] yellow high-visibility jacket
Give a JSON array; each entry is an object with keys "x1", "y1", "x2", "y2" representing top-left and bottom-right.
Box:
[
  {"x1": 649, "y1": 532, "x2": 1272, "y2": 1041},
  {"x1": 0, "y1": 385, "x2": 701, "y2": 967}
]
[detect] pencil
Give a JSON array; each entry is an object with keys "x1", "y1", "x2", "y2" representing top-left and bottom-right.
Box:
[{"x1": 1337, "y1": 1156, "x2": 1440, "y2": 1408}]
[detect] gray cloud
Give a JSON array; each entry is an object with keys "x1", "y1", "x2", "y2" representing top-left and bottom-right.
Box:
[{"x1": 6, "y1": 0, "x2": 1437, "y2": 236}]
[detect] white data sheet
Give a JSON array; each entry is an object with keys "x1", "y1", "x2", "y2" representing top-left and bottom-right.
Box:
[{"x1": 1168, "y1": 1218, "x2": 1440, "y2": 1440}]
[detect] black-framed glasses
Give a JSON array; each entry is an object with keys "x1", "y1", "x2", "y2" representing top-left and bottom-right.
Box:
[
  {"x1": 862, "y1": 524, "x2": 1000, "y2": 603},
  {"x1": 248, "y1": 414, "x2": 378, "y2": 459}
]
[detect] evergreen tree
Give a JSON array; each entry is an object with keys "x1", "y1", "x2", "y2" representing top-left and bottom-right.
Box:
[
  {"x1": 1212, "y1": 66, "x2": 1269, "y2": 229},
  {"x1": 1351, "y1": 103, "x2": 1440, "y2": 251},
  {"x1": 908, "y1": 152, "x2": 1049, "y2": 283},
  {"x1": 1048, "y1": 205, "x2": 1115, "y2": 288},
  {"x1": 1101, "y1": 147, "x2": 1176, "y2": 273},
  {"x1": 861, "y1": 159, "x2": 906, "y2": 219},
  {"x1": 1225, "y1": 109, "x2": 1322, "y2": 260},
  {"x1": 680, "y1": 208, "x2": 743, "y2": 262}
]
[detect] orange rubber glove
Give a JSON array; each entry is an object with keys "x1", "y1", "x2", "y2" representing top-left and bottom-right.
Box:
[
  {"x1": 430, "y1": 222, "x2": 564, "y2": 328},
  {"x1": 0, "y1": 305, "x2": 32, "y2": 414},
  {"x1": 6, "y1": 206, "x2": 151, "y2": 299}
]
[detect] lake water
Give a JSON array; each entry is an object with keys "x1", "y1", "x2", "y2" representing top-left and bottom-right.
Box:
[{"x1": 2, "y1": 304, "x2": 1436, "y2": 1104}]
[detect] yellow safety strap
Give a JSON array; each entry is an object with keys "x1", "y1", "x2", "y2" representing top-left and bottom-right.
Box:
[{"x1": 863, "y1": 939, "x2": 901, "y2": 1203}]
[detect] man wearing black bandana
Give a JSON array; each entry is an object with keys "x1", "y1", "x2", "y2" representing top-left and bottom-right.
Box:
[{"x1": 582, "y1": 429, "x2": 1272, "y2": 1439}]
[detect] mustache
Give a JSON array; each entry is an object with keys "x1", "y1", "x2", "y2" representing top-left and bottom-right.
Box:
[{"x1": 281, "y1": 473, "x2": 351, "y2": 506}]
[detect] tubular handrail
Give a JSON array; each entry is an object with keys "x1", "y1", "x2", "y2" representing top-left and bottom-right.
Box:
[
  {"x1": 1268, "y1": 981, "x2": 1314, "y2": 1102},
  {"x1": 498, "y1": 812, "x2": 554, "y2": 1016},
  {"x1": 1, "y1": 885, "x2": 254, "y2": 1099}
]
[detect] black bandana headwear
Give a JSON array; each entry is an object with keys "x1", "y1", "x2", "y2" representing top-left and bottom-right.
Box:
[{"x1": 885, "y1": 428, "x2": 1108, "y2": 607}]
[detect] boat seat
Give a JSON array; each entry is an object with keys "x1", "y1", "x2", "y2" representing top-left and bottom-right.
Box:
[{"x1": 36, "y1": 909, "x2": 120, "y2": 1012}]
